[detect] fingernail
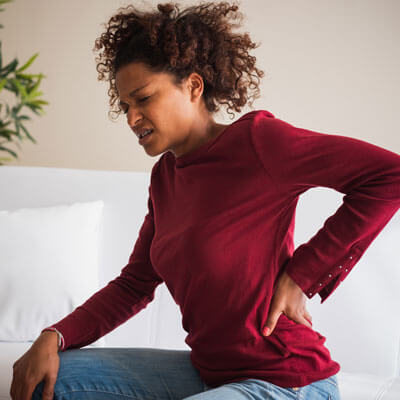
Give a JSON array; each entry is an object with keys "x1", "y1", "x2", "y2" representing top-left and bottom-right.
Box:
[{"x1": 262, "y1": 326, "x2": 270, "y2": 336}]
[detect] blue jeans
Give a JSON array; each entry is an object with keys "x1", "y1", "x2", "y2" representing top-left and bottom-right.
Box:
[{"x1": 32, "y1": 347, "x2": 341, "y2": 399}]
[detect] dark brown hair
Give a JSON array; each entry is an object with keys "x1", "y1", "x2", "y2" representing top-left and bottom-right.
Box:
[{"x1": 93, "y1": 1, "x2": 265, "y2": 120}]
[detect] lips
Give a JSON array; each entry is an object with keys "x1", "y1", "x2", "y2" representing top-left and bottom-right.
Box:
[
  {"x1": 138, "y1": 129, "x2": 153, "y2": 145},
  {"x1": 134, "y1": 127, "x2": 153, "y2": 139}
]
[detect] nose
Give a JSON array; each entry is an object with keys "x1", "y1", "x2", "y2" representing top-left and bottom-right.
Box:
[{"x1": 126, "y1": 107, "x2": 143, "y2": 130}]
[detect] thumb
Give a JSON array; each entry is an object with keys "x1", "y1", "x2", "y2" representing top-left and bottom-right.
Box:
[{"x1": 262, "y1": 310, "x2": 282, "y2": 337}]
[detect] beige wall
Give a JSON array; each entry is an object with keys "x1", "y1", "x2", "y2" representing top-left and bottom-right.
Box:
[{"x1": 2, "y1": 0, "x2": 399, "y2": 172}]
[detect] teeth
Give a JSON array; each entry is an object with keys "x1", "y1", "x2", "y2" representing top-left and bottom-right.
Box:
[{"x1": 139, "y1": 129, "x2": 152, "y2": 139}]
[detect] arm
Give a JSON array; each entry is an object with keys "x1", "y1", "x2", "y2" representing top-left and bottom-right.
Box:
[
  {"x1": 41, "y1": 164, "x2": 163, "y2": 350},
  {"x1": 251, "y1": 111, "x2": 400, "y2": 304}
]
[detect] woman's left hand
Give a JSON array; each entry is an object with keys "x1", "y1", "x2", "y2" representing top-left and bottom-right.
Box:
[{"x1": 262, "y1": 270, "x2": 313, "y2": 337}]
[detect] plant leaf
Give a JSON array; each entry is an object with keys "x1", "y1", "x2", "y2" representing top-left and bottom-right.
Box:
[
  {"x1": 16, "y1": 53, "x2": 39, "y2": 73},
  {"x1": 0, "y1": 157, "x2": 15, "y2": 164},
  {"x1": 0, "y1": 0, "x2": 15, "y2": 6},
  {"x1": 3, "y1": 80, "x2": 18, "y2": 96},
  {"x1": 29, "y1": 99, "x2": 49, "y2": 106},
  {"x1": 27, "y1": 74, "x2": 44, "y2": 94},
  {"x1": 0, "y1": 145, "x2": 18, "y2": 158},
  {"x1": 0, "y1": 58, "x2": 18, "y2": 78},
  {"x1": 11, "y1": 103, "x2": 22, "y2": 115},
  {"x1": 16, "y1": 114, "x2": 31, "y2": 121},
  {"x1": 24, "y1": 103, "x2": 42, "y2": 116},
  {"x1": 0, "y1": 119, "x2": 12, "y2": 129},
  {"x1": 26, "y1": 90, "x2": 44, "y2": 100},
  {"x1": 13, "y1": 119, "x2": 21, "y2": 138},
  {"x1": 0, "y1": 128, "x2": 16, "y2": 139},
  {"x1": 0, "y1": 77, "x2": 6, "y2": 92},
  {"x1": 16, "y1": 73, "x2": 44, "y2": 82},
  {"x1": 19, "y1": 123, "x2": 36, "y2": 143},
  {"x1": 11, "y1": 78, "x2": 27, "y2": 98}
]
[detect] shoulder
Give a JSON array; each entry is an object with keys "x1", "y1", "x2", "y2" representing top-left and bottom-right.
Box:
[
  {"x1": 238, "y1": 109, "x2": 288, "y2": 141},
  {"x1": 242, "y1": 109, "x2": 276, "y2": 123},
  {"x1": 249, "y1": 109, "x2": 300, "y2": 148},
  {"x1": 249, "y1": 109, "x2": 289, "y2": 133},
  {"x1": 216, "y1": 109, "x2": 278, "y2": 142},
  {"x1": 229, "y1": 109, "x2": 276, "y2": 129}
]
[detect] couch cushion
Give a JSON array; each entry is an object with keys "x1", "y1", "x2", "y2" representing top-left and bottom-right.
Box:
[
  {"x1": 336, "y1": 371, "x2": 399, "y2": 400},
  {"x1": 0, "y1": 201, "x2": 106, "y2": 345}
]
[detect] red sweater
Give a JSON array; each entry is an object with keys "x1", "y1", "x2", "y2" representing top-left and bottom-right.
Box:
[{"x1": 45, "y1": 109, "x2": 400, "y2": 388}]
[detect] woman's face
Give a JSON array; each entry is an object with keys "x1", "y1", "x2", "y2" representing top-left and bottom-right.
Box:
[{"x1": 115, "y1": 61, "x2": 211, "y2": 158}]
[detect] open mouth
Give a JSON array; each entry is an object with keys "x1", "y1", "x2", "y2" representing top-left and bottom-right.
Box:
[
  {"x1": 138, "y1": 129, "x2": 153, "y2": 139},
  {"x1": 138, "y1": 129, "x2": 154, "y2": 145}
]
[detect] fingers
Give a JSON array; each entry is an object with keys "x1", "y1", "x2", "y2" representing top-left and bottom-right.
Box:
[
  {"x1": 9, "y1": 382, "x2": 15, "y2": 399},
  {"x1": 287, "y1": 286, "x2": 312, "y2": 328},
  {"x1": 304, "y1": 309, "x2": 313, "y2": 326},
  {"x1": 19, "y1": 378, "x2": 50, "y2": 400},
  {"x1": 42, "y1": 375, "x2": 57, "y2": 400},
  {"x1": 289, "y1": 305, "x2": 313, "y2": 328},
  {"x1": 262, "y1": 270, "x2": 314, "y2": 338},
  {"x1": 21, "y1": 381, "x2": 37, "y2": 400},
  {"x1": 262, "y1": 305, "x2": 313, "y2": 337},
  {"x1": 13, "y1": 379, "x2": 52, "y2": 400},
  {"x1": 9, "y1": 345, "x2": 59, "y2": 400},
  {"x1": 298, "y1": 314, "x2": 313, "y2": 329},
  {"x1": 262, "y1": 310, "x2": 282, "y2": 337},
  {"x1": 10, "y1": 366, "x2": 41, "y2": 400},
  {"x1": 10, "y1": 366, "x2": 20, "y2": 400}
]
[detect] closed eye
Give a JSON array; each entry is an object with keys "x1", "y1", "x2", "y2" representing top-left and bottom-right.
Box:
[
  {"x1": 139, "y1": 96, "x2": 150, "y2": 103},
  {"x1": 120, "y1": 96, "x2": 151, "y2": 114}
]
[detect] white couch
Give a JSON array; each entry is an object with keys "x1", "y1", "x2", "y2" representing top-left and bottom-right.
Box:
[{"x1": 0, "y1": 165, "x2": 399, "y2": 400}]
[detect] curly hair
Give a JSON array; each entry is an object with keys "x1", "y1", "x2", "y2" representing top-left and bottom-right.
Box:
[{"x1": 93, "y1": 0, "x2": 265, "y2": 120}]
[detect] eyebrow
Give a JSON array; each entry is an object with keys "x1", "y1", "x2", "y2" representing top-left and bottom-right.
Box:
[{"x1": 119, "y1": 83, "x2": 151, "y2": 104}]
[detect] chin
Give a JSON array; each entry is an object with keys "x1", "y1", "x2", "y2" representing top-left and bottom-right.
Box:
[{"x1": 143, "y1": 146, "x2": 164, "y2": 157}]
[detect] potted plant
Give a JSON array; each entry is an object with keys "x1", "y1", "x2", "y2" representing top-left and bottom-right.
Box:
[{"x1": 0, "y1": 0, "x2": 49, "y2": 165}]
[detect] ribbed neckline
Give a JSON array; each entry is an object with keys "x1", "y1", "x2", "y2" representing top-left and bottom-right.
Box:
[{"x1": 174, "y1": 111, "x2": 256, "y2": 168}]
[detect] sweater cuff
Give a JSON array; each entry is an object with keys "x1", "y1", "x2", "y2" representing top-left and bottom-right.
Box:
[{"x1": 284, "y1": 244, "x2": 362, "y2": 304}]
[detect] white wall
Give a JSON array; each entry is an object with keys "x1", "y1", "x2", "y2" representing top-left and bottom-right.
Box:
[{"x1": 1, "y1": 0, "x2": 399, "y2": 171}]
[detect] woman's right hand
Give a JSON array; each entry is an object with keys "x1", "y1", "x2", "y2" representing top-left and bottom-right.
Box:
[{"x1": 10, "y1": 331, "x2": 60, "y2": 400}]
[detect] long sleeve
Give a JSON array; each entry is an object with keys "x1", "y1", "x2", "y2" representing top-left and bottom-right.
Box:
[
  {"x1": 42, "y1": 164, "x2": 164, "y2": 350},
  {"x1": 251, "y1": 111, "x2": 400, "y2": 304}
]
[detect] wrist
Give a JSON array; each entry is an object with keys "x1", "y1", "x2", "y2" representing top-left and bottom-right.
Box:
[
  {"x1": 40, "y1": 328, "x2": 64, "y2": 351},
  {"x1": 37, "y1": 331, "x2": 59, "y2": 352}
]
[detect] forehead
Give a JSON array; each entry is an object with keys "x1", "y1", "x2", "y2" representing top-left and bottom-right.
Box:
[{"x1": 115, "y1": 62, "x2": 168, "y2": 96}]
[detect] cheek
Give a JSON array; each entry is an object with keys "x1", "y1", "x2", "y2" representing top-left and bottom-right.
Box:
[
  {"x1": 166, "y1": 88, "x2": 194, "y2": 114},
  {"x1": 163, "y1": 101, "x2": 193, "y2": 130}
]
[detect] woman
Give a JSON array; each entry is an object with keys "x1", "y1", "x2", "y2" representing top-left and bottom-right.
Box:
[{"x1": 11, "y1": 2, "x2": 400, "y2": 400}]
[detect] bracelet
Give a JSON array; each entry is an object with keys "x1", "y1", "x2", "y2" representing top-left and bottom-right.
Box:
[{"x1": 41, "y1": 327, "x2": 64, "y2": 351}]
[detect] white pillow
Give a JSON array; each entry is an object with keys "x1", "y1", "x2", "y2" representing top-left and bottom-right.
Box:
[{"x1": 0, "y1": 201, "x2": 106, "y2": 347}]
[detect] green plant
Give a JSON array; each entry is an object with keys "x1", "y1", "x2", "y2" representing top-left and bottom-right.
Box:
[{"x1": 0, "y1": 0, "x2": 49, "y2": 165}]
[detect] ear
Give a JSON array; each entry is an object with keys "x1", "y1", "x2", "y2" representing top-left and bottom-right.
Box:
[{"x1": 186, "y1": 72, "x2": 204, "y2": 102}]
